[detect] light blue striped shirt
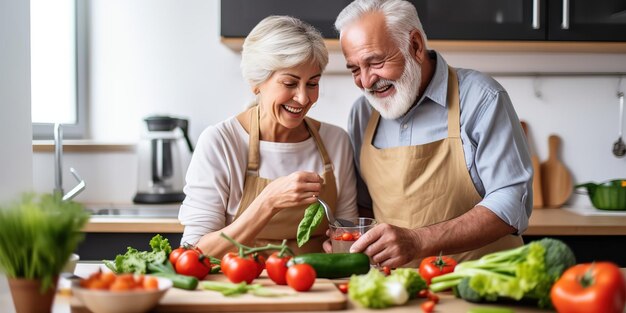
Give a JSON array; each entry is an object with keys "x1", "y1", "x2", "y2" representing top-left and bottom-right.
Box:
[{"x1": 347, "y1": 51, "x2": 533, "y2": 234}]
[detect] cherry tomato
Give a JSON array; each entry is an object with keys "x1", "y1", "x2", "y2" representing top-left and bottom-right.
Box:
[
  {"x1": 175, "y1": 250, "x2": 212, "y2": 280},
  {"x1": 224, "y1": 256, "x2": 258, "y2": 284},
  {"x1": 382, "y1": 266, "x2": 391, "y2": 276},
  {"x1": 338, "y1": 283, "x2": 349, "y2": 294},
  {"x1": 427, "y1": 292, "x2": 440, "y2": 304},
  {"x1": 341, "y1": 232, "x2": 354, "y2": 241},
  {"x1": 551, "y1": 262, "x2": 626, "y2": 313},
  {"x1": 421, "y1": 300, "x2": 436, "y2": 313},
  {"x1": 419, "y1": 254, "x2": 457, "y2": 285},
  {"x1": 286, "y1": 263, "x2": 316, "y2": 292},
  {"x1": 418, "y1": 289, "x2": 430, "y2": 298},
  {"x1": 265, "y1": 252, "x2": 292, "y2": 285}
]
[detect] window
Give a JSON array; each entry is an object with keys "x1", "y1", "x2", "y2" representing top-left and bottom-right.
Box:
[{"x1": 30, "y1": 0, "x2": 87, "y2": 139}]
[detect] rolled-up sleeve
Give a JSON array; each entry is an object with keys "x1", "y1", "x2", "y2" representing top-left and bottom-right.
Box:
[{"x1": 471, "y1": 90, "x2": 533, "y2": 234}]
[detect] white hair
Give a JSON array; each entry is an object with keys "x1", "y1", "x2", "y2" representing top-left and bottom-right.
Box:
[
  {"x1": 335, "y1": 0, "x2": 428, "y2": 54},
  {"x1": 241, "y1": 16, "x2": 329, "y2": 89}
]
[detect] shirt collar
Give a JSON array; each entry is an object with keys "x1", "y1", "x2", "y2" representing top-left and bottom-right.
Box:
[
  {"x1": 420, "y1": 50, "x2": 448, "y2": 108},
  {"x1": 399, "y1": 51, "x2": 449, "y2": 121}
]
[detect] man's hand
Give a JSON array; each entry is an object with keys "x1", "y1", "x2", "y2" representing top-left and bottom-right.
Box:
[{"x1": 349, "y1": 223, "x2": 420, "y2": 268}]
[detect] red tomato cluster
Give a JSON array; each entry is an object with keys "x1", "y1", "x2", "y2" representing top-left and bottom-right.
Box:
[
  {"x1": 221, "y1": 251, "x2": 316, "y2": 292},
  {"x1": 332, "y1": 231, "x2": 361, "y2": 241},
  {"x1": 418, "y1": 289, "x2": 439, "y2": 313},
  {"x1": 170, "y1": 245, "x2": 214, "y2": 280}
]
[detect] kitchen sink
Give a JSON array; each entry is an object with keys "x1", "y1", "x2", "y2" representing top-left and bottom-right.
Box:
[{"x1": 85, "y1": 204, "x2": 180, "y2": 218}]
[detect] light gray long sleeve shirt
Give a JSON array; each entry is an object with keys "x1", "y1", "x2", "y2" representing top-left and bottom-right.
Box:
[{"x1": 348, "y1": 51, "x2": 533, "y2": 233}]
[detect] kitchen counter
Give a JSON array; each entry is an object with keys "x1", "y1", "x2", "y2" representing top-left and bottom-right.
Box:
[
  {"x1": 1, "y1": 263, "x2": 623, "y2": 313},
  {"x1": 82, "y1": 207, "x2": 626, "y2": 235}
]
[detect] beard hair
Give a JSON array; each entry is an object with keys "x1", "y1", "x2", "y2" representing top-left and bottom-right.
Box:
[{"x1": 363, "y1": 55, "x2": 422, "y2": 120}]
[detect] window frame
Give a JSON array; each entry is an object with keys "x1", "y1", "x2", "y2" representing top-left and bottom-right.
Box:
[{"x1": 31, "y1": 0, "x2": 88, "y2": 140}]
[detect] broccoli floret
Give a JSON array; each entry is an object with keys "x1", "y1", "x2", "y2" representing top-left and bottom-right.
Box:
[{"x1": 429, "y1": 238, "x2": 575, "y2": 308}]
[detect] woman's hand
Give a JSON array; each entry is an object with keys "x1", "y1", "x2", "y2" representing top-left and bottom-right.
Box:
[{"x1": 258, "y1": 171, "x2": 323, "y2": 212}]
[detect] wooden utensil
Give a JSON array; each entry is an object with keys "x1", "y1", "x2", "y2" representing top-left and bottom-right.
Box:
[
  {"x1": 520, "y1": 121, "x2": 544, "y2": 209},
  {"x1": 540, "y1": 134, "x2": 573, "y2": 208}
]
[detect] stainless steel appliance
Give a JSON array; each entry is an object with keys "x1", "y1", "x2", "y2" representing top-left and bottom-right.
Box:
[{"x1": 133, "y1": 116, "x2": 193, "y2": 204}]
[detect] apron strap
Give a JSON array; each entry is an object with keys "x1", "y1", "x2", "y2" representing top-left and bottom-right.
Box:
[
  {"x1": 446, "y1": 66, "x2": 461, "y2": 139},
  {"x1": 304, "y1": 117, "x2": 334, "y2": 172},
  {"x1": 246, "y1": 106, "x2": 261, "y2": 175}
]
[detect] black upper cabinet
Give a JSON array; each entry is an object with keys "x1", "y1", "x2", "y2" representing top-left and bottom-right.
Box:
[
  {"x1": 413, "y1": 0, "x2": 547, "y2": 40},
  {"x1": 221, "y1": 0, "x2": 626, "y2": 42},
  {"x1": 547, "y1": 0, "x2": 626, "y2": 41}
]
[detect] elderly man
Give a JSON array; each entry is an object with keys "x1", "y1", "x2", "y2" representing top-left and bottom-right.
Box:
[{"x1": 329, "y1": 0, "x2": 533, "y2": 268}]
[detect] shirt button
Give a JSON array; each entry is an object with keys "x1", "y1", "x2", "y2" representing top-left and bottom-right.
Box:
[{"x1": 402, "y1": 124, "x2": 408, "y2": 129}]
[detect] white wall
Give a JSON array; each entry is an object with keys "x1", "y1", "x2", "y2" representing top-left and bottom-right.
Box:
[
  {"x1": 32, "y1": 0, "x2": 626, "y2": 207},
  {"x1": 0, "y1": 0, "x2": 33, "y2": 203}
]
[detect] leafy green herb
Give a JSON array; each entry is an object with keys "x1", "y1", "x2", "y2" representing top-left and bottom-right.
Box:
[
  {"x1": 349, "y1": 268, "x2": 427, "y2": 308},
  {"x1": 0, "y1": 193, "x2": 89, "y2": 292},
  {"x1": 296, "y1": 202, "x2": 324, "y2": 247},
  {"x1": 104, "y1": 234, "x2": 172, "y2": 274}
]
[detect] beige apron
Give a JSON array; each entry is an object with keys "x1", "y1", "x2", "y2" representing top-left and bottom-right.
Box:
[
  {"x1": 234, "y1": 106, "x2": 338, "y2": 255},
  {"x1": 360, "y1": 66, "x2": 523, "y2": 266}
]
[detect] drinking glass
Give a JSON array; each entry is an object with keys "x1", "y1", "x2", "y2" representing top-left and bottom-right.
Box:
[{"x1": 329, "y1": 217, "x2": 377, "y2": 253}]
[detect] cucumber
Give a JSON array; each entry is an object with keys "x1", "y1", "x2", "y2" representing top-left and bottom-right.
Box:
[
  {"x1": 290, "y1": 253, "x2": 370, "y2": 278},
  {"x1": 150, "y1": 272, "x2": 199, "y2": 290}
]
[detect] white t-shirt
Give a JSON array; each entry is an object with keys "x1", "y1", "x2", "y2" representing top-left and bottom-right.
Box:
[{"x1": 179, "y1": 116, "x2": 358, "y2": 245}]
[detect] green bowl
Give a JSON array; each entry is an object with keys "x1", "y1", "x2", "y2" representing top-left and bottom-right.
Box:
[{"x1": 575, "y1": 180, "x2": 626, "y2": 211}]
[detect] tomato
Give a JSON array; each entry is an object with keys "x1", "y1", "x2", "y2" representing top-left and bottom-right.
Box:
[
  {"x1": 341, "y1": 232, "x2": 354, "y2": 241},
  {"x1": 427, "y1": 292, "x2": 440, "y2": 304},
  {"x1": 286, "y1": 263, "x2": 316, "y2": 292},
  {"x1": 551, "y1": 262, "x2": 626, "y2": 313},
  {"x1": 265, "y1": 252, "x2": 292, "y2": 285},
  {"x1": 338, "y1": 283, "x2": 349, "y2": 294},
  {"x1": 418, "y1": 289, "x2": 430, "y2": 298},
  {"x1": 175, "y1": 250, "x2": 212, "y2": 280},
  {"x1": 420, "y1": 300, "x2": 436, "y2": 313},
  {"x1": 169, "y1": 247, "x2": 187, "y2": 266},
  {"x1": 220, "y1": 252, "x2": 238, "y2": 276},
  {"x1": 382, "y1": 266, "x2": 391, "y2": 276},
  {"x1": 253, "y1": 254, "x2": 266, "y2": 278},
  {"x1": 419, "y1": 254, "x2": 457, "y2": 285},
  {"x1": 224, "y1": 256, "x2": 258, "y2": 284}
]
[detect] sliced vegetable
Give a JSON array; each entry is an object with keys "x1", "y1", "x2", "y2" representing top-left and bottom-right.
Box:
[
  {"x1": 296, "y1": 202, "x2": 324, "y2": 247},
  {"x1": 420, "y1": 300, "x2": 435, "y2": 313},
  {"x1": 338, "y1": 283, "x2": 349, "y2": 294},
  {"x1": 551, "y1": 262, "x2": 626, "y2": 313},
  {"x1": 200, "y1": 281, "x2": 288, "y2": 297},
  {"x1": 290, "y1": 253, "x2": 370, "y2": 279}
]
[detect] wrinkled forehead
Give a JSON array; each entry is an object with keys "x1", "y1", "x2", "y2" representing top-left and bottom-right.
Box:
[{"x1": 339, "y1": 12, "x2": 399, "y2": 62}]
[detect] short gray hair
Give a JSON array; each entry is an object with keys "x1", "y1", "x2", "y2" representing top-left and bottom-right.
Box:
[
  {"x1": 335, "y1": 0, "x2": 428, "y2": 53},
  {"x1": 241, "y1": 16, "x2": 329, "y2": 88}
]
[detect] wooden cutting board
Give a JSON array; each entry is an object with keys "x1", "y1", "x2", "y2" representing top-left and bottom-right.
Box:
[
  {"x1": 70, "y1": 275, "x2": 346, "y2": 312},
  {"x1": 520, "y1": 121, "x2": 544, "y2": 209},
  {"x1": 540, "y1": 134, "x2": 573, "y2": 208}
]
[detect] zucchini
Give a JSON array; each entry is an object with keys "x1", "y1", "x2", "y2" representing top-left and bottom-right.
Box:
[{"x1": 290, "y1": 253, "x2": 370, "y2": 278}]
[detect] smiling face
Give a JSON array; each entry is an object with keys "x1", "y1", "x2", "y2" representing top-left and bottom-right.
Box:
[
  {"x1": 340, "y1": 12, "x2": 422, "y2": 120},
  {"x1": 256, "y1": 62, "x2": 322, "y2": 141}
]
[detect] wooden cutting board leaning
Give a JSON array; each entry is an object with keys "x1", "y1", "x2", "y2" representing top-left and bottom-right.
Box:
[
  {"x1": 540, "y1": 134, "x2": 573, "y2": 208},
  {"x1": 520, "y1": 121, "x2": 544, "y2": 209}
]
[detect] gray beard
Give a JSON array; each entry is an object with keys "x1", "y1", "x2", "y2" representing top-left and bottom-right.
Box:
[{"x1": 363, "y1": 56, "x2": 422, "y2": 120}]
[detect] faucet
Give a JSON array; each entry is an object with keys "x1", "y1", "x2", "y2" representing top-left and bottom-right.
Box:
[{"x1": 53, "y1": 123, "x2": 86, "y2": 201}]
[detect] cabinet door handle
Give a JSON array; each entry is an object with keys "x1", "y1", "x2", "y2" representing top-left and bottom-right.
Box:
[
  {"x1": 532, "y1": 0, "x2": 540, "y2": 29},
  {"x1": 561, "y1": 0, "x2": 570, "y2": 29}
]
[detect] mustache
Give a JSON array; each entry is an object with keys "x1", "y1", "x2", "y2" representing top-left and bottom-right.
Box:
[{"x1": 364, "y1": 79, "x2": 395, "y2": 93}]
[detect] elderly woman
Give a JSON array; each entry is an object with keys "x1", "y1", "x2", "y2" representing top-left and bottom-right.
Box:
[{"x1": 179, "y1": 16, "x2": 358, "y2": 256}]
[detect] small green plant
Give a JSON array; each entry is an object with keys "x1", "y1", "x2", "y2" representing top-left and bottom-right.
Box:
[{"x1": 0, "y1": 193, "x2": 89, "y2": 292}]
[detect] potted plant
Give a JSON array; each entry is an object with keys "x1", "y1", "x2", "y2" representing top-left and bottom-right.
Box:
[{"x1": 0, "y1": 193, "x2": 89, "y2": 313}]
